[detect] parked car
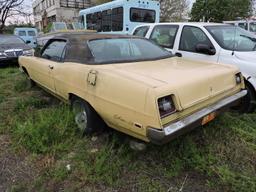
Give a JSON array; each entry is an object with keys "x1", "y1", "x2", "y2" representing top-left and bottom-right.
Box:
[
  {"x1": 14, "y1": 27, "x2": 38, "y2": 48},
  {"x1": 18, "y1": 33, "x2": 246, "y2": 145},
  {"x1": 0, "y1": 35, "x2": 34, "y2": 63},
  {"x1": 132, "y1": 22, "x2": 256, "y2": 112}
]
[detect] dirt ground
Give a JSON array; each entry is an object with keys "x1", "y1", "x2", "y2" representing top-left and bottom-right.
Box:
[{"x1": 0, "y1": 134, "x2": 38, "y2": 191}]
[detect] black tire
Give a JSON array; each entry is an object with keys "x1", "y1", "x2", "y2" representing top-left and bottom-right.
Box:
[
  {"x1": 71, "y1": 97, "x2": 99, "y2": 135},
  {"x1": 239, "y1": 82, "x2": 256, "y2": 113}
]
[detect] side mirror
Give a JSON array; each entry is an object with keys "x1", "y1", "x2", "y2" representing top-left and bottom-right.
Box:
[
  {"x1": 33, "y1": 46, "x2": 42, "y2": 57},
  {"x1": 195, "y1": 44, "x2": 216, "y2": 55},
  {"x1": 26, "y1": 40, "x2": 31, "y2": 44}
]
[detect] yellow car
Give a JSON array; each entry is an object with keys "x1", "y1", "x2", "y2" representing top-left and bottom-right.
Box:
[{"x1": 19, "y1": 33, "x2": 247, "y2": 145}]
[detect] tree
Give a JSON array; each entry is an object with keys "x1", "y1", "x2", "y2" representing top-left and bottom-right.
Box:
[
  {"x1": 160, "y1": 0, "x2": 189, "y2": 22},
  {"x1": 191, "y1": 0, "x2": 253, "y2": 22},
  {"x1": 0, "y1": 0, "x2": 25, "y2": 34}
]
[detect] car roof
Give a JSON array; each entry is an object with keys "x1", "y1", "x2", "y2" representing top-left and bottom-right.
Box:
[
  {"x1": 134, "y1": 22, "x2": 229, "y2": 28},
  {"x1": 53, "y1": 32, "x2": 136, "y2": 42},
  {"x1": 44, "y1": 32, "x2": 142, "y2": 64}
]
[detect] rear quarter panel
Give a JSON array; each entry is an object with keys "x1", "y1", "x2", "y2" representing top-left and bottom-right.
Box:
[{"x1": 53, "y1": 63, "x2": 161, "y2": 141}]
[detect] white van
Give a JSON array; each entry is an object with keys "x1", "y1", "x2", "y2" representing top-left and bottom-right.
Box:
[
  {"x1": 132, "y1": 22, "x2": 256, "y2": 112},
  {"x1": 14, "y1": 27, "x2": 38, "y2": 48}
]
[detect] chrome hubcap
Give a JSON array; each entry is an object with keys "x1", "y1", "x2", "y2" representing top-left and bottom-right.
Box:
[{"x1": 73, "y1": 102, "x2": 87, "y2": 132}]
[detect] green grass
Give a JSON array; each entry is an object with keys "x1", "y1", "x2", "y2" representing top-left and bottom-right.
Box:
[
  {"x1": 0, "y1": 67, "x2": 255, "y2": 192},
  {"x1": 13, "y1": 106, "x2": 77, "y2": 154}
]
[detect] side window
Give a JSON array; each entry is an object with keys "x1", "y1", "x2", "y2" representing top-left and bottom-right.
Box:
[
  {"x1": 130, "y1": 8, "x2": 155, "y2": 23},
  {"x1": 133, "y1": 26, "x2": 149, "y2": 37},
  {"x1": 96, "y1": 12, "x2": 102, "y2": 32},
  {"x1": 102, "y1": 9, "x2": 112, "y2": 32},
  {"x1": 112, "y1": 7, "x2": 123, "y2": 31},
  {"x1": 179, "y1": 26, "x2": 214, "y2": 52},
  {"x1": 86, "y1": 14, "x2": 93, "y2": 30},
  {"x1": 150, "y1": 25, "x2": 179, "y2": 49},
  {"x1": 18, "y1": 31, "x2": 26, "y2": 36},
  {"x1": 238, "y1": 22, "x2": 248, "y2": 30},
  {"x1": 41, "y1": 40, "x2": 66, "y2": 62}
]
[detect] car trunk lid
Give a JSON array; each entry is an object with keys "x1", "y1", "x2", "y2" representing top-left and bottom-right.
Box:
[{"x1": 113, "y1": 57, "x2": 237, "y2": 109}]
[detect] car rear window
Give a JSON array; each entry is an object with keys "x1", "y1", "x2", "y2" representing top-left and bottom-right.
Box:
[
  {"x1": 18, "y1": 31, "x2": 26, "y2": 36},
  {"x1": 88, "y1": 38, "x2": 171, "y2": 64},
  {"x1": 28, "y1": 31, "x2": 36, "y2": 36}
]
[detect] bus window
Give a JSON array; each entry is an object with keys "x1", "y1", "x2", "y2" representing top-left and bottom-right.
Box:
[
  {"x1": 130, "y1": 8, "x2": 155, "y2": 23},
  {"x1": 102, "y1": 9, "x2": 112, "y2": 32},
  {"x1": 112, "y1": 7, "x2": 123, "y2": 31},
  {"x1": 96, "y1": 12, "x2": 102, "y2": 32},
  {"x1": 86, "y1": 14, "x2": 94, "y2": 30}
]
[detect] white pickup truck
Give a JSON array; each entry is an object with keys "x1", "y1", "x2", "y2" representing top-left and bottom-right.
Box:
[{"x1": 132, "y1": 22, "x2": 256, "y2": 112}]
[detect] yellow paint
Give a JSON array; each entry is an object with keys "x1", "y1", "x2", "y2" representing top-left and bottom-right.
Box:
[{"x1": 19, "y1": 56, "x2": 244, "y2": 142}]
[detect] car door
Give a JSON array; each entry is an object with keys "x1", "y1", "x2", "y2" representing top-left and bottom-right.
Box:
[
  {"x1": 30, "y1": 39, "x2": 66, "y2": 93},
  {"x1": 176, "y1": 25, "x2": 219, "y2": 62},
  {"x1": 148, "y1": 24, "x2": 179, "y2": 54}
]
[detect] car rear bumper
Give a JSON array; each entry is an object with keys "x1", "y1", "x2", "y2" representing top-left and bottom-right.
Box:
[{"x1": 147, "y1": 90, "x2": 247, "y2": 145}]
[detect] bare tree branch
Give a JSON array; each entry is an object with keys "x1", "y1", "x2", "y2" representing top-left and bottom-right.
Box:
[
  {"x1": 160, "y1": 0, "x2": 189, "y2": 22},
  {"x1": 0, "y1": 0, "x2": 25, "y2": 33}
]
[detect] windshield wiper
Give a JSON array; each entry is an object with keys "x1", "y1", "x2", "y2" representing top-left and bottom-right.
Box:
[{"x1": 240, "y1": 34, "x2": 256, "y2": 42}]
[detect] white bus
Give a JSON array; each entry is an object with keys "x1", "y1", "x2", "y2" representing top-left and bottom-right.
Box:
[
  {"x1": 79, "y1": 0, "x2": 160, "y2": 34},
  {"x1": 223, "y1": 20, "x2": 256, "y2": 34}
]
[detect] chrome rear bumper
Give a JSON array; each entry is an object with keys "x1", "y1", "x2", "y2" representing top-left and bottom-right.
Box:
[{"x1": 147, "y1": 90, "x2": 247, "y2": 145}]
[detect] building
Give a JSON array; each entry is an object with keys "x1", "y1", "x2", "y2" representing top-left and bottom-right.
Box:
[{"x1": 32, "y1": 0, "x2": 94, "y2": 31}]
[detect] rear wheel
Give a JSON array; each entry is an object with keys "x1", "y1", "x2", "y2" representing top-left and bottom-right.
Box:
[
  {"x1": 71, "y1": 97, "x2": 98, "y2": 135},
  {"x1": 239, "y1": 82, "x2": 256, "y2": 113}
]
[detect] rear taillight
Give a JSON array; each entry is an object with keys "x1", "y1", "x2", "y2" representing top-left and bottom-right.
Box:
[
  {"x1": 235, "y1": 73, "x2": 242, "y2": 84},
  {"x1": 158, "y1": 96, "x2": 176, "y2": 118}
]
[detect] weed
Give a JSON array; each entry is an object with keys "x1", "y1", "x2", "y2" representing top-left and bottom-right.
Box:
[
  {"x1": 13, "y1": 105, "x2": 77, "y2": 154},
  {"x1": 0, "y1": 94, "x2": 4, "y2": 104},
  {"x1": 14, "y1": 78, "x2": 30, "y2": 92},
  {"x1": 14, "y1": 97, "x2": 48, "y2": 111}
]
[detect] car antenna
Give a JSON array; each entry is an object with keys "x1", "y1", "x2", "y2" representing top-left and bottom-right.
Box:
[{"x1": 232, "y1": 25, "x2": 238, "y2": 56}]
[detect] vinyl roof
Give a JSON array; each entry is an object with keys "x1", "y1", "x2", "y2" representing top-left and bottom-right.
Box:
[
  {"x1": 45, "y1": 32, "x2": 142, "y2": 64},
  {"x1": 53, "y1": 32, "x2": 137, "y2": 43}
]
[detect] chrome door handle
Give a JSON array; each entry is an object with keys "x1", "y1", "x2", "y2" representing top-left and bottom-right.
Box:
[{"x1": 48, "y1": 65, "x2": 54, "y2": 70}]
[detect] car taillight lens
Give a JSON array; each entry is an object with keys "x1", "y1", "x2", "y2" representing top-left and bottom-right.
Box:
[
  {"x1": 158, "y1": 96, "x2": 176, "y2": 118},
  {"x1": 235, "y1": 73, "x2": 242, "y2": 84}
]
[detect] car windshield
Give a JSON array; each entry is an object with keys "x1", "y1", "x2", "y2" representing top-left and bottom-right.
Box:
[
  {"x1": 88, "y1": 38, "x2": 172, "y2": 63},
  {"x1": 206, "y1": 25, "x2": 256, "y2": 52},
  {"x1": 0, "y1": 36, "x2": 24, "y2": 44}
]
